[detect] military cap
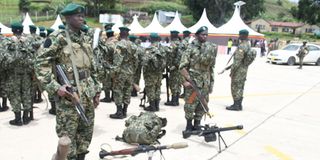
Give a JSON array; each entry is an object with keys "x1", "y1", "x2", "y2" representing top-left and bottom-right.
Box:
[
  {"x1": 29, "y1": 25, "x2": 37, "y2": 31},
  {"x1": 150, "y1": 32, "x2": 159, "y2": 38},
  {"x1": 39, "y1": 26, "x2": 45, "y2": 32},
  {"x1": 183, "y1": 30, "x2": 191, "y2": 34},
  {"x1": 170, "y1": 30, "x2": 179, "y2": 34},
  {"x1": 119, "y1": 26, "x2": 130, "y2": 32},
  {"x1": 11, "y1": 22, "x2": 23, "y2": 30},
  {"x1": 239, "y1": 29, "x2": 249, "y2": 36},
  {"x1": 47, "y1": 28, "x2": 55, "y2": 35},
  {"x1": 196, "y1": 26, "x2": 208, "y2": 34},
  {"x1": 58, "y1": 24, "x2": 65, "y2": 30},
  {"x1": 128, "y1": 35, "x2": 137, "y2": 41},
  {"x1": 60, "y1": 3, "x2": 85, "y2": 16},
  {"x1": 104, "y1": 23, "x2": 115, "y2": 30}
]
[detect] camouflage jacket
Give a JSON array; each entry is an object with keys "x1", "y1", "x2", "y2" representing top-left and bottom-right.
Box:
[
  {"x1": 27, "y1": 33, "x2": 43, "y2": 53},
  {"x1": 231, "y1": 40, "x2": 250, "y2": 73},
  {"x1": 165, "y1": 39, "x2": 181, "y2": 70},
  {"x1": 142, "y1": 42, "x2": 166, "y2": 74},
  {"x1": 297, "y1": 45, "x2": 309, "y2": 57},
  {"x1": 94, "y1": 36, "x2": 117, "y2": 74},
  {"x1": 34, "y1": 28, "x2": 101, "y2": 98},
  {"x1": 179, "y1": 39, "x2": 217, "y2": 90}
]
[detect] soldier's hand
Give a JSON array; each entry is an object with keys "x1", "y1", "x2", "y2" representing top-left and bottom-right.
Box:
[
  {"x1": 93, "y1": 92, "x2": 101, "y2": 108},
  {"x1": 57, "y1": 85, "x2": 73, "y2": 98},
  {"x1": 183, "y1": 81, "x2": 192, "y2": 88}
]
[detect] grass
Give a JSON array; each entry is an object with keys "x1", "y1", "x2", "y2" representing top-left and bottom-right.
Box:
[{"x1": 262, "y1": 0, "x2": 297, "y2": 21}]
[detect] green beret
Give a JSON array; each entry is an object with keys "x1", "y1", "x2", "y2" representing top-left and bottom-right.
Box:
[
  {"x1": 104, "y1": 23, "x2": 115, "y2": 30},
  {"x1": 183, "y1": 30, "x2": 191, "y2": 34},
  {"x1": 170, "y1": 30, "x2": 179, "y2": 34},
  {"x1": 196, "y1": 26, "x2": 208, "y2": 34},
  {"x1": 11, "y1": 22, "x2": 23, "y2": 30},
  {"x1": 39, "y1": 26, "x2": 45, "y2": 32},
  {"x1": 239, "y1": 29, "x2": 249, "y2": 35},
  {"x1": 29, "y1": 25, "x2": 37, "y2": 31},
  {"x1": 58, "y1": 25, "x2": 65, "y2": 30},
  {"x1": 106, "y1": 29, "x2": 114, "y2": 34},
  {"x1": 47, "y1": 28, "x2": 55, "y2": 35},
  {"x1": 60, "y1": 3, "x2": 85, "y2": 16},
  {"x1": 128, "y1": 35, "x2": 137, "y2": 41},
  {"x1": 150, "y1": 32, "x2": 159, "y2": 38},
  {"x1": 119, "y1": 26, "x2": 130, "y2": 32}
]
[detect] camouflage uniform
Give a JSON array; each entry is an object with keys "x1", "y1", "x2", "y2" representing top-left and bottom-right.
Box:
[
  {"x1": 0, "y1": 34, "x2": 9, "y2": 111},
  {"x1": 143, "y1": 41, "x2": 167, "y2": 111},
  {"x1": 35, "y1": 27, "x2": 101, "y2": 160},
  {"x1": 132, "y1": 39, "x2": 144, "y2": 96},
  {"x1": 110, "y1": 38, "x2": 138, "y2": 118},
  {"x1": 180, "y1": 39, "x2": 217, "y2": 121},
  {"x1": 297, "y1": 43, "x2": 309, "y2": 69}
]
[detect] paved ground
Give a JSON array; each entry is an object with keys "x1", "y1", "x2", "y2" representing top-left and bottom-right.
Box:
[{"x1": 1, "y1": 54, "x2": 320, "y2": 160}]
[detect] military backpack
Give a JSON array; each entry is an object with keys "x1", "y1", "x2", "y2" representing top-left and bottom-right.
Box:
[{"x1": 122, "y1": 112, "x2": 167, "y2": 145}]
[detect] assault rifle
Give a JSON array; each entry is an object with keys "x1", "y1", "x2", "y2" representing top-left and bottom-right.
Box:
[
  {"x1": 183, "y1": 124, "x2": 243, "y2": 152},
  {"x1": 55, "y1": 65, "x2": 90, "y2": 125},
  {"x1": 99, "y1": 142, "x2": 188, "y2": 159}
]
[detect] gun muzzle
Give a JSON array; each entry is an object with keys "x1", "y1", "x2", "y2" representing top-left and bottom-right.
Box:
[{"x1": 99, "y1": 150, "x2": 110, "y2": 159}]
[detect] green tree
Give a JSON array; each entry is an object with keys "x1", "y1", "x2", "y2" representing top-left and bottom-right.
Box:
[
  {"x1": 294, "y1": 0, "x2": 320, "y2": 24},
  {"x1": 19, "y1": 0, "x2": 30, "y2": 14},
  {"x1": 184, "y1": 0, "x2": 265, "y2": 27}
]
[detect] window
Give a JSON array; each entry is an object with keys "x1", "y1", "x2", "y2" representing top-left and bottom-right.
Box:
[
  {"x1": 255, "y1": 24, "x2": 265, "y2": 30},
  {"x1": 307, "y1": 45, "x2": 320, "y2": 51},
  {"x1": 283, "y1": 45, "x2": 299, "y2": 51},
  {"x1": 272, "y1": 27, "x2": 278, "y2": 32},
  {"x1": 282, "y1": 27, "x2": 290, "y2": 32},
  {"x1": 305, "y1": 28, "x2": 314, "y2": 33}
]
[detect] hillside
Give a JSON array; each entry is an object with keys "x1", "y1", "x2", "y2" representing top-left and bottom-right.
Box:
[{"x1": 262, "y1": 0, "x2": 298, "y2": 22}]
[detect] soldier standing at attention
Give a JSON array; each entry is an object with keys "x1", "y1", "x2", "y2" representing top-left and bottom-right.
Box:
[
  {"x1": 179, "y1": 30, "x2": 191, "y2": 99},
  {"x1": 226, "y1": 29, "x2": 252, "y2": 111},
  {"x1": 297, "y1": 41, "x2": 309, "y2": 69},
  {"x1": 143, "y1": 33, "x2": 167, "y2": 112},
  {"x1": 35, "y1": 3, "x2": 101, "y2": 160},
  {"x1": 109, "y1": 27, "x2": 138, "y2": 119},
  {"x1": 0, "y1": 28, "x2": 9, "y2": 112},
  {"x1": 180, "y1": 26, "x2": 217, "y2": 133},
  {"x1": 2, "y1": 22, "x2": 33, "y2": 125},
  {"x1": 165, "y1": 30, "x2": 182, "y2": 106}
]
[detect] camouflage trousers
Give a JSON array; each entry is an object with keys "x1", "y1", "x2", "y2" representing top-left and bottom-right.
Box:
[
  {"x1": 231, "y1": 69, "x2": 248, "y2": 101},
  {"x1": 169, "y1": 69, "x2": 183, "y2": 95},
  {"x1": 133, "y1": 64, "x2": 142, "y2": 85},
  {"x1": 7, "y1": 71, "x2": 32, "y2": 112},
  {"x1": 183, "y1": 86, "x2": 209, "y2": 121},
  {"x1": 56, "y1": 96, "x2": 95, "y2": 160},
  {"x1": 298, "y1": 56, "x2": 305, "y2": 68},
  {"x1": 101, "y1": 71, "x2": 112, "y2": 93},
  {"x1": 113, "y1": 73, "x2": 134, "y2": 106},
  {"x1": 144, "y1": 72, "x2": 162, "y2": 101},
  {"x1": 0, "y1": 70, "x2": 8, "y2": 98}
]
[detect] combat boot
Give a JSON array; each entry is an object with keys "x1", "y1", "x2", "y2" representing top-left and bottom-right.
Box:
[
  {"x1": 110, "y1": 105, "x2": 124, "y2": 119},
  {"x1": 131, "y1": 89, "x2": 138, "y2": 97},
  {"x1": 144, "y1": 100, "x2": 157, "y2": 112},
  {"x1": 100, "y1": 90, "x2": 112, "y2": 103},
  {"x1": 9, "y1": 112, "x2": 23, "y2": 126},
  {"x1": 23, "y1": 110, "x2": 31, "y2": 125},
  {"x1": 155, "y1": 99, "x2": 160, "y2": 111},
  {"x1": 183, "y1": 119, "x2": 194, "y2": 139},
  {"x1": 77, "y1": 153, "x2": 86, "y2": 160},
  {"x1": 193, "y1": 120, "x2": 201, "y2": 131},
  {"x1": 49, "y1": 100, "x2": 56, "y2": 115},
  {"x1": 226, "y1": 99, "x2": 242, "y2": 111},
  {"x1": 122, "y1": 104, "x2": 128, "y2": 118},
  {"x1": 36, "y1": 89, "x2": 43, "y2": 103},
  {"x1": 164, "y1": 95, "x2": 179, "y2": 106},
  {"x1": 0, "y1": 97, "x2": 9, "y2": 112}
]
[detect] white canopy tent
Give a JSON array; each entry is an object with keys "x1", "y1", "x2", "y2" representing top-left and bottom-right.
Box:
[
  {"x1": 163, "y1": 11, "x2": 187, "y2": 34},
  {"x1": 0, "y1": 22, "x2": 12, "y2": 34},
  {"x1": 188, "y1": 9, "x2": 217, "y2": 34},
  {"x1": 22, "y1": 12, "x2": 36, "y2": 34},
  {"x1": 144, "y1": 13, "x2": 166, "y2": 34},
  {"x1": 128, "y1": 15, "x2": 145, "y2": 34},
  {"x1": 215, "y1": 1, "x2": 264, "y2": 38},
  {"x1": 50, "y1": 15, "x2": 63, "y2": 31}
]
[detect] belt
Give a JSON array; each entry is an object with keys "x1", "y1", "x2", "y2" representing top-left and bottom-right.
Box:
[{"x1": 68, "y1": 70, "x2": 91, "y2": 81}]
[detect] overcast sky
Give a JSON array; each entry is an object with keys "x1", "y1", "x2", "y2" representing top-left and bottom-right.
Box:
[{"x1": 289, "y1": 0, "x2": 299, "y2": 3}]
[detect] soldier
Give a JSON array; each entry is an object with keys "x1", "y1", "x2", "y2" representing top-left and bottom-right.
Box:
[
  {"x1": 0, "y1": 28, "x2": 9, "y2": 112},
  {"x1": 226, "y1": 29, "x2": 252, "y2": 111},
  {"x1": 109, "y1": 26, "x2": 138, "y2": 119},
  {"x1": 143, "y1": 33, "x2": 167, "y2": 112},
  {"x1": 39, "y1": 26, "x2": 46, "y2": 38},
  {"x1": 165, "y1": 30, "x2": 182, "y2": 106},
  {"x1": 2, "y1": 22, "x2": 34, "y2": 125},
  {"x1": 297, "y1": 41, "x2": 309, "y2": 69},
  {"x1": 179, "y1": 30, "x2": 191, "y2": 99},
  {"x1": 180, "y1": 26, "x2": 217, "y2": 132},
  {"x1": 34, "y1": 3, "x2": 101, "y2": 160}
]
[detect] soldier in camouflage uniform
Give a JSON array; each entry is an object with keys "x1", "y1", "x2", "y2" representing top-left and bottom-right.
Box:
[
  {"x1": 179, "y1": 30, "x2": 191, "y2": 99},
  {"x1": 165, "y1": 30, "x2": 183, "y2": 106},
  {"x1": 180, "y1": 26, "x2": 217, "y2": 132},
  {"x1": 34, "y1": 4, "x2": 101, "y2": 160},
  {"x1": 129, "y1": 35, "x2": 144, "y2": 97},
  {"x1": 297, "y1": 41, "x2": 309, "y2": 69},
  {"x1": 109, "y1": 27, "x2": 138, "y2": 119},
  {"x1": 2, "y1": 22, "x2": 34, "y2": 126},
  {"x1": 143, "y1": 33, "x2": 167, "y2": 112},
  {"x1": 0, "y1": 28, "x2": 9, "y2": 112},
  {"x1": 226, "y1": 29, "x2": 251, "y2": 111}
]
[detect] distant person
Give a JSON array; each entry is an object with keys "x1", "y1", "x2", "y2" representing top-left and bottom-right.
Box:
[
  {"x1": 260, "y1": 39, "x2": 266, "y2": 57},
  {"x1": 227, "y1": 38, "x2": 233, "y2": 55},
  {"x1": 296, "y1": 41, "x2": 309, "y2": 69}
]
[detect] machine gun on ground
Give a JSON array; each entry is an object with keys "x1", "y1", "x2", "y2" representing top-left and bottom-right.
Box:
[
  {"x1": 183, "y1": 124, "x2": 243, "y2": 152},
  {"x1": 55, "y1": 65, "x2": 90, "y2": 125},
  {"x1": 99, "y1": 142, "x2": 188, "y2": 159}
]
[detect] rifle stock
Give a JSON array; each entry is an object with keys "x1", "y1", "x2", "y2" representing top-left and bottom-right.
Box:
[{"x1": 55, "y1": 65, "x2": 90, "y2": 125}]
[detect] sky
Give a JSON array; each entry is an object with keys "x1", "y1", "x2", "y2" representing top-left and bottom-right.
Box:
[{"x1": 288, "y1": 0, "x2": 299, "y2": 3}]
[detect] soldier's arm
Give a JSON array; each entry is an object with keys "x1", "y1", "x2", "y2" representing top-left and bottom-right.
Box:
[
  {"x1": 230, "y1": 45, "x2": 246, "y2": 72},
  {"x1": 209, "y1": 44, "x2": 218, "y2": 93}
]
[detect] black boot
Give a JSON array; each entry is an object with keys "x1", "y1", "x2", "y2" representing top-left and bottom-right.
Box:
[
  {"x1": 37, "y1": 89, "x2": 43, "y2": 103},
  {"x1": 193, "y1": 120, "x2": 201, "y2": 131},
  {"x1": 110, "y1": 105, "x2": 124, "y2": 119},
  {"x1": 100, "y1": 90, "x2": 112, "y2": 103},
  {"x1": 23, "y1": 110, "x2": 31, "y2": 125},
  {"x1": 9, "y1": 112, "x2": 23, "y2": 126},
  {"x1": 49, "y1": 101, "x2": 56, "y2": 115},
  {"x1": 0, "y1": 97, "x2": 9, "y2": 112},
  {"x1": 77, "y1": 153, "x2": 86, "y2": 160},
  {"x1": 144, "y1": 100, "x2": 157, "y2": 112},
  {"x1": 155, "y1": 99, "x2": 160, "y2": 111},
  {"x1": 182, "y1": 119, "x2": 193, "y2": 139},
  {"x1": 131, "y1": 89, "x2": 138, "y2": 97},
  {"x1": 164, "y1": 95, "x2": 179, "y2": 106},
  {"x1": 122, "y1": 104, "x2": 128, "y2": 118},
  {"x1": 226, "y1": 98, "x2": 242, "y2": 111}
]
